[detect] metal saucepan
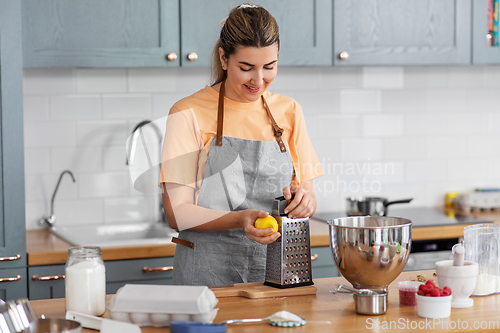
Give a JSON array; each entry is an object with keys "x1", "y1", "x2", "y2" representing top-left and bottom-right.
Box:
[{"x1": 346, "y1": 197, "x2": 413, "y2": 216}]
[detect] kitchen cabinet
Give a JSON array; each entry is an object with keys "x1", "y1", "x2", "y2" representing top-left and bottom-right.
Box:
[
  {"x1": 472, "y1": 0, "x2": 500, "y2": 64},
  {"x1": 0, "y1": 0, "x2": 27, "y2": 299},
  {"x1": 22, "y1": 0, "x2": 332, "y2": 67},
  {"x1": 311, "y1": 246, "x2": 339, "y2": 279},
  {"x1": 333, "y1": 0, "x2": 472, "y2": 65},
  {"x1": 28, "y1": 257, "x2": 174, "y2": 300},
  {"x1": 22, "y1": 0, "x2": 180, "y2": 67}
]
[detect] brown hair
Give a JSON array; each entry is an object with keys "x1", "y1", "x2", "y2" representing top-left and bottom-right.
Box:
[{"x1": 210, "y1": 4, "x2": 280, "y2": 86}]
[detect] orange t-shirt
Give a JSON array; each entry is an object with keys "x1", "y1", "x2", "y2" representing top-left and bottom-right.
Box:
[{"x1": 160, "y1": 86, "x2": 323, "y2": 202}]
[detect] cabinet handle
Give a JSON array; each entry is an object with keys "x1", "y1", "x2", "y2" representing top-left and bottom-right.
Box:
[
  {"x1": 187, "y1": 52, "x2": 198, "y2": 62},
  {"x1": 32, "y1": 275, "x2": 65, "y2": 281},
  {"x1": 339, "y1": 51, "x2": 349, "y2": 60},
  {"x1": 0, "y1": 254, "x2": 21, "y2": 261},
  {"x1": 166, "y1": 52, "x2": 178, "y2": 62},
  {"x1": 311, "y1": 254, "x2": 319, "y2": 261},
  {"x1": 143, "y1": 266, "x2": 174, "y2": 273},
  {"x1": 0, "y1": 275, "x2": 21, "y2": 283}
]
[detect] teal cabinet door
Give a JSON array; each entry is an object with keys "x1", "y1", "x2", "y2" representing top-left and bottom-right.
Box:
[
  {"x1": 472, "y1": 0, "x2": 500, "y2": 64},
  {"x1": 0, "y1": 268, "x2": 28, "y2": 301},
  {"x1": 0, "y1": 0, "x2": 27, "y2": 291},
  {"x1": 180, "y1": 0, "x2": 332, "y2": 67},
  {"x1": 22, "y1": 0, "x2": 180, "y2": 67},
  {"x1": 334, "y1": 0, "x2": 472, "y2": 65},
  {"x1": 28, "y1": 265, "x2": 66, "y2": 300},
  {"x1": 311, "y1": 246, "x2": 339, "y2": 279}
]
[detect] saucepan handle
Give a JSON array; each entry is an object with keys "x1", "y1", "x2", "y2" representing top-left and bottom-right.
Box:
[{"x1": 384, "y1": 198, "x2": 413, "y2": 207}]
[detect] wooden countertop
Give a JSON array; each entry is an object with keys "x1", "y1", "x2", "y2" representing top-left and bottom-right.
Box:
[
  {"x1": 28, "y1": 270, "x2": 500, "y2": 333},
  {"x1": 27, "y1": 209, "x2": 500, "y2": 266}
]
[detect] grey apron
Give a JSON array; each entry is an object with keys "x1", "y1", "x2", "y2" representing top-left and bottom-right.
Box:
[{"x1": 173, "y1": 82, "x2": 294, "y2": 287}]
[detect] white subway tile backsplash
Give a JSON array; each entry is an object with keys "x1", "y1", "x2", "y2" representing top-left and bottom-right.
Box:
[
  {"x1": 340, "y1": 90, "x2": 381, "y2": 113},
  {"x1": 76, "y1": 69, "x2": 127, "y2": 93},
  {"x1": 341, "y1": 138, "x2": 382, "y2": 161},
  {"x1": 362, "y1": 114, "x2": 403, "y2": 137},
  {"x1": 405, "y1": 114, "x2": 448, "y2": 136},
  {"x1": 489, "y1": 158, "x2": 500, "y2": 179},
  {"x1": 51, "y1": 147, "x2": 102, "y2": 172},
  {"x1": 446, "y1": 112, "x2": 489, "y2": 135},
  {"x1": 427, "y1": 136, "x2": 467, "y2": 158},
  {"x1": 406, "y1": 160, "x2": 447, "y2": 182},
  {"x1": 490, "y1": 112, "x2": 500, "y2": 134},
  {"x1": 24, "y1": 95, "x2": 49, "y2": 121},
  {"x1": 447, "y1": 159, "x2": 489, "y2": 181},
  {"x1": 104, "y1": 197, "x2": 154, "y2": 223},
  {"x1": 317, "y1": 114, "x2": 360, "y2": 138},
  {"x1": 24, "y1": 122, "x2": 76, "y2": 148},
  {"x1": 427, "y1": 90, "x2": 468, "y2": 112},
  {"x1": 403, "y1": 67, "x2": 448, "y2": 88},
  {"x1": 363, "y1": 67, "x2": 404, "y2": 89},
  {"x1": 78, "y1": 172, "x2": 130, "y2": 198},
  {"x1": 23, "y1": 68, "x2": 74, "y2": 94},
  {"x1": 467, "y1": 136, "x2": 500, "y2": 158},
  {"x1": 382, "y1": 90, "x2": 427, "y2": 113},
  {"x1": 24, "y1": 149, "x2": 50, "y2": 174},
  {"x1": 128, "y1": 68, "x2": 177, "y2": 93},
  {"x1": 294, "y1": 91, "x2": 340, "y2": 115},
  {"x1": 22, "y1": 66, "x2": 500, "y2": 229},
  {"x1": 383, "y1": 137, "x2": 426, "y2": 160},
  {"x1": 318, "y1": 67, "x2": 362, "y2": 89},
  {"x1": 102, "y1": 94, "x2": 151, "y2": 119},
  {"x1": 50, "y1": 95, "x2": 101, "y2": 120},
  {"x1": 54, "y1": 199, "x2": 104, "y2": 226},
  {"x1": 77, "y1": 120, "x2": 128, "y2": 147}
]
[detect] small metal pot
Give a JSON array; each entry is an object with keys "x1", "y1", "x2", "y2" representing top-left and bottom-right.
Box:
[
  {"x1": 25, "y1": 319, "x2": 82, "y2": 333},
  {"x1": 346, "y1": 197, "x2": 413, "y2": 216},
  {"x1": 333, "y1": 284, "x2": 388, "y2": 315}
]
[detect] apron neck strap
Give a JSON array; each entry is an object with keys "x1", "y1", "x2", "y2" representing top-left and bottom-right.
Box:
[{"x1": 215, "y1": 80, "x2": 287, "y2": 153}]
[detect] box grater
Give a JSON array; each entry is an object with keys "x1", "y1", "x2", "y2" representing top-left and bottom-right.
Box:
[{"x1": 264, "y1": 196, "x2": 314, "y2": 288}]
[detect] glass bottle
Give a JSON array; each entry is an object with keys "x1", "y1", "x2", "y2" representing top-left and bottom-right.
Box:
[{"x1": 65, "y1": 246, "x2": 106, "y2": 316}]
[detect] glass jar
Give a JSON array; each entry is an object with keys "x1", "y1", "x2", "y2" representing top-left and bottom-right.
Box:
[{"x1": 65, "y1": 246, "x2": 106, "y2": 316}]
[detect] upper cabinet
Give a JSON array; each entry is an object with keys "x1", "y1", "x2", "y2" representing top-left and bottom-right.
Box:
[
  {"x1": 22, "y1": 0, "x2": 331, "y2": 68},
  {"x1": 180, "y1": 0, "x2": 332, "y2": 67},
  {"x1": 333, "y1": 0, "x2": 472, "y2": 66},
  {"x1": 22, "y1": 0, "x2": 180, "y2": 67},
  {"x1": 472, "y1": 0, "x2": 500, "y2": 64}
]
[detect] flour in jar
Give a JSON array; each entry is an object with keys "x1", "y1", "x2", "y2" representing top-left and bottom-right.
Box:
[{"x1": 65, "y1": 259, "x2": 106, "y2": 316}]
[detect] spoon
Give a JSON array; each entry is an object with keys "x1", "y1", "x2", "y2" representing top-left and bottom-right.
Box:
[{"x1": 219, "y1": 310, "x2": 304, "y2": 325}]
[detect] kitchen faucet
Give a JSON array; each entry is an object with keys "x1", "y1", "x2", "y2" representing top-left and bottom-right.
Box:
[
  {"x1": 127, "y1": 120, "x2": 166, "y2": 222},
  {"x1": 38, "y1": 170, "x2": 76, "y2": 228}
]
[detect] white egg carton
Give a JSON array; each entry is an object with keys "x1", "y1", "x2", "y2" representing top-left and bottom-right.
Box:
[
  {"x1": 454, "y1": 192, "x2": 500, "y2": 212},
  {"x1": 106, "y1": 284, "x2": 219, "y2": 327}
]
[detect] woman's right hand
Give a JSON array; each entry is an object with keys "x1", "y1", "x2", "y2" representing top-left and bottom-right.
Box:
[{"x1": 236, "y1": 210, "x2": 281, "y2": 245}]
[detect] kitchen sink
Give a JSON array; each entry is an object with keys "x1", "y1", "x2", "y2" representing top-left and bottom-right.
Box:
[{"x1": 48, "y1": 222, "x2": 178, "y2": 248}]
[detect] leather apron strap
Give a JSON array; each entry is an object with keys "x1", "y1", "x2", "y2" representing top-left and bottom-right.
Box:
[{"x1": 215, "y1": 80, "x2": 287, "y2": 153}]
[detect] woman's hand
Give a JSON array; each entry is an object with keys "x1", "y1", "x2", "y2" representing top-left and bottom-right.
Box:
[
  {"x1": 236, "y1": 210, "x2": 281, "y2": 245},
  {"x1": 282, "y1": 180, "x2": 317, "y2": 219}
]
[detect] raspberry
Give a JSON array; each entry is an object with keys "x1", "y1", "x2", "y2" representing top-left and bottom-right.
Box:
[
  {"x1": 418, "y1": 284, "x2": 426, "y2": 292},
  {"x1": 422, "y1": 284, "x2": 434, "y2": 294},
  {"x1": 443, "y1": 286, "x2": 452, "y2": 294},
  {"x1": 431, "y1": 287, "x2": 441, "y2": 297},
  {"x1": 417, "y1": 290, "x2": 425, "y2": 296},
  {"x1": 442, "y1": 289, "x2": 451, "y2": 296},
  {"x1": 425, "y1": 280, "x2": 435, "y2": 287}
]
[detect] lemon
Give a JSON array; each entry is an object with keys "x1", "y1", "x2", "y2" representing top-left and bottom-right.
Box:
[{"x1": 255, "y1": 216, "x2": 279, "y2": 236}]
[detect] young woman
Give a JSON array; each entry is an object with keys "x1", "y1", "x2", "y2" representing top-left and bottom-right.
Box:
[{"x1": 160, "y1": 4, "x2": 324, "y2": 287}]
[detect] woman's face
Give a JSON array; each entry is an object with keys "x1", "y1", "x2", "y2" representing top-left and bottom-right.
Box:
[{"x1": 219, "y1": 44, "x2": 279, "y2": 103}]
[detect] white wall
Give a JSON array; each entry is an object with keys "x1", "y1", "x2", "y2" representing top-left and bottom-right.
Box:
[{"x1": 23, "y1": 66, "x2": 500, "y2": 229}]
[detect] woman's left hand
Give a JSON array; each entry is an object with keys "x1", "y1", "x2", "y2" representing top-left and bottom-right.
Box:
[{"x1": 282, "y1": 180, "x2": 317, "y2": 219}]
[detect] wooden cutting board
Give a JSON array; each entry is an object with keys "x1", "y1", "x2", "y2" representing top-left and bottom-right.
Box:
[{"x1": 211, "y1": 282, "x2": 317, "y2": 299}]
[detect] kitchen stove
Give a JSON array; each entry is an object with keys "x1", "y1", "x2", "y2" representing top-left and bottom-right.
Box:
[{"x1": 313, "y1": 207, "x2": 494, "y2": 271}]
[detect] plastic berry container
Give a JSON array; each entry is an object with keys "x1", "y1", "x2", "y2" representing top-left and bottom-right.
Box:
[{"x1": 397, "y1": 281, "x2": 423, "y2": 306}]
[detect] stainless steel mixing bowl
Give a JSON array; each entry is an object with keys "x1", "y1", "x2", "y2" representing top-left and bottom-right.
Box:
[{"x1": 328, "y1": 216, "x2": 412, "y2": 290}]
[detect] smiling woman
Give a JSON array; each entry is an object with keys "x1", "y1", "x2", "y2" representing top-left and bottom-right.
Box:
[{"x1": 159, "y1": 4, "x2": 324, "y2": 287}]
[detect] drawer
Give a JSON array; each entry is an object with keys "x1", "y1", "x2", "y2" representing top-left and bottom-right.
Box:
[
  {"x1": 0, "y1": 267, "x2": 28, "y2": 300},
  {"x1": 28, "y1": 265, "x2": 65, "y2": 300}
]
